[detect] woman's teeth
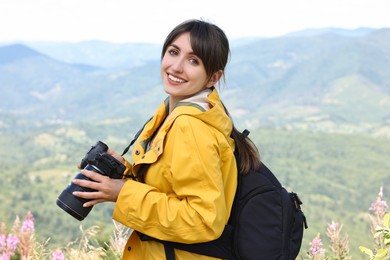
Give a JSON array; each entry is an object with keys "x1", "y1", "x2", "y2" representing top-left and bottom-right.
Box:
[{"x1": 169, "y1": 74, "x2": 186, "y2": 83}]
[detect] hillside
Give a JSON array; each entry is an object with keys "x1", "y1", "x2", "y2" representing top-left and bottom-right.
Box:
[
  {"x1": 0, "y1": 27, "x2": 389, "y2": 258},
  {"x1": 225, "y1": 28, "x2": 390, "y2": 136},
  {"x1": 0, "y1": 122, "x2": 388, "y2": 258},
  {"x1": 1, "y1": 28, "x2": 389, "y2": 137}
]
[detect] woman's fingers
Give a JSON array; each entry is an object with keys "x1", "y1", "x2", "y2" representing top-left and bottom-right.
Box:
[
  {"x1": 107, "y1": 148, "x2": 124, "y2": 164},
  {"x1": 80, "y1": 169, "x2": 107, "y2": 182},
  {"x1": 72, "y1": 170, "x2": 126, "y2": 206}
]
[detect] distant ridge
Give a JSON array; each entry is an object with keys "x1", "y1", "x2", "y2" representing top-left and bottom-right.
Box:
[
  {"x1": 0, "y1": 27, "x2": 389, "y2": 137},
  {"x1": 25, "y1": 40, "x2": 162, "y2": 68},
  {"x1": 0, "y1": 44, "x2": 47, "y2": 65},
  {"x1": 285, "y1": 27, "x2": 375, "y2": 37}
]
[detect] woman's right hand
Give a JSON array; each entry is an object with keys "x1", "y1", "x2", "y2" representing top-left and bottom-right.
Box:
[
  {"x1": 77, "y1": 147, "x2": 125, "y2": 169},
  {"x1": 107, "y1": 148, "x2": 124, "y2": 164}
]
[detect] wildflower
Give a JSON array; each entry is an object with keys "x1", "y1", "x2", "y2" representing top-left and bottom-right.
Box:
[
  {"x1": 10, "y1": 216, "x2": 20, "y2": 235},
  {"x1": 369, "y1": 186, "x2": 388, "y2": 218},
  {"x1": 369, "y1": 199, "x2": 388, "y2": 217},
  {"x1": 21, "y1": 211, "x2": 35, "y2": 233},
  {"x1": 308, "y1": 234, "x2": 325, "y2": 256},
  {"x1": 0, "y1": 253, "x2": 10, "y2": 260},
  {"x1": 0, "y1": 234, "x2": 5, "y2": 252},
  {"x1": 0, "y1": 233, "x2": 20, "y2": 260},
  {"x1": 17, "y1": 211, "x2": 35, "y2": 258},
  {"x1": 6, "y1": 234, "x2": 19, "y2": 252},
  {"x1": 52, "y1": 249, "x2": 65, "y2": 260},
  {"x1": 326, "y1": 221, "x2": 350, "y2": 259}
]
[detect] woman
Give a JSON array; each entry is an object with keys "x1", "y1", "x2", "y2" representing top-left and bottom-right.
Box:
[{"x1": 72, "y1": 19, "x2": 260, "y2": 259}]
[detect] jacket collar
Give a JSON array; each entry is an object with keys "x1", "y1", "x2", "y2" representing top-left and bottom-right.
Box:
[{"x1": 134, "y1": 87, "x2": 234, "y2": 162}]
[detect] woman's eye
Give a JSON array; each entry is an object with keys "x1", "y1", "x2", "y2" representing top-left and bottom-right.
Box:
[
  {"x1": 189, "y1": 58, "x2": 199, "y2": 65},
  {"x1": 168, "y1": 49, "x2": 178, "y2": 55}
]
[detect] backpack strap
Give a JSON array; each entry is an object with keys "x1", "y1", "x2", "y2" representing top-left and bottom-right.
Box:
[
  {"x1": 164, "y1": 244, "x2": 176, "y2": 260},
  {"x1": 138, "y1": 225, "x2": 234, "y2": 259},
  {"x1": 242, "y1": 129, "x2": 250, "y2": 138}
]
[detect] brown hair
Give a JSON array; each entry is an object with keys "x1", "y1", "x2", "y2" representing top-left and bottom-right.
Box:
[
  {"x1": 224, "y1": 107, "x2": 261, "y2": 174},
  {"x1": 162, "y1": 19, "x2": 260, "y2": 174}
]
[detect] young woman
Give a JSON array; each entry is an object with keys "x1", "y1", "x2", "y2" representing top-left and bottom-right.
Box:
[{"x1": 72, "y1": 19, "x2": 260, "y2": 259}]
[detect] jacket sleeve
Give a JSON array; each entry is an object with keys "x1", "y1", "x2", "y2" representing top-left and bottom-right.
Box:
[{"x1": 112, "y1": 116, "x2": 234, "y2": 243}]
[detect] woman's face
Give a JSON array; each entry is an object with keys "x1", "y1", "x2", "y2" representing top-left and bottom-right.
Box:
[{"x1": 161, "y1": 32, "x2": 216, "y2": 105}]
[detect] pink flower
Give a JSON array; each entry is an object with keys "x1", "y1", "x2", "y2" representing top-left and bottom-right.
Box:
[
  {"x1": 21, "y1": 211, "x2": 35, "y2": 233},
  {"x1": 0, "y1": 252, "x2": 11, "y2": 260},
  {"x1": 328, "y1": 221, "x2": 338, "y2": 232},
  {"x1": 369, "y1": 199, "x2": 388, "y2": 216},
  {"x1": 0, "y1": 234, "x2": 6, "y2": 251},
  {"x1": 309, "y1": 235, "x2": 324, "y2": 256},
  {"x1": 0, "y1": 234, "x2": 19, "y2": 259},
  {"x1": 369, "y1": 186, "x2": 388, "y2": 220},
  {"x1": 6, "y1": 234, "x2": 19, "y2": 252},
  {"x1": 52, "y1": 249, "x2": 65, "y2": 260}
]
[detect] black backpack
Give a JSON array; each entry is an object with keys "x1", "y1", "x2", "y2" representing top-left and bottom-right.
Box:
[{"x1": 123, "y1": 128, "x2": 308, "y2": 260}]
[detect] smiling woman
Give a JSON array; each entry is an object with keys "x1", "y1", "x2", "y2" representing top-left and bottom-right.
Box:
[
  {"x1": 161, "y1": 32, "x2": 223, "y2": 112},
  {"x1": 70, "y1": 19, "x2": 260, "y2": 259}
]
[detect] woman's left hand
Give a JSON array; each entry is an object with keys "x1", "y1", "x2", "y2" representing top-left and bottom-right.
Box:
[{"x1": 72, "y1": 169, "x2": 126, "y2": 207}]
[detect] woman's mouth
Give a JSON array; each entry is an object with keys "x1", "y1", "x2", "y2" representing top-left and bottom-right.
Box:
[{"x1": 168, "y1": 74, "x2": 186, "y2": 83}]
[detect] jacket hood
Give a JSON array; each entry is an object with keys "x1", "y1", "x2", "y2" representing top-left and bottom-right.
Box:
[{"x1": 170, "y1": 88, "x2": 234, "y2": 147}]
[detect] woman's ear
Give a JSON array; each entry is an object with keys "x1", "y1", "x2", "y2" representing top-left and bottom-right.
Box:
[{"x1": 206, "y1": 70, "x2": 223, "y2": 88}]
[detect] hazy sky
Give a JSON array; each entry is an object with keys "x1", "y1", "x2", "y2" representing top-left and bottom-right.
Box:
[{"x1": 1, "y1": 0, "x2": 389, "y2": 43}]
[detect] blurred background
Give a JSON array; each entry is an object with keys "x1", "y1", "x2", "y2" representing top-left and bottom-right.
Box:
[{"x1": 1, "y1": 0, "x2": 389, "y2": 259}]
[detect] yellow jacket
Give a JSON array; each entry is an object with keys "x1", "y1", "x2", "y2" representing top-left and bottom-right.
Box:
[{"x1": 113, "y1": 88, "x2": 237, "y2": 259}]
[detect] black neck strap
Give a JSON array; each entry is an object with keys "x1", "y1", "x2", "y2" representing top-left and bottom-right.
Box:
[{"x1": 121, "y1": 117, "x2": 152, "y2": 156}]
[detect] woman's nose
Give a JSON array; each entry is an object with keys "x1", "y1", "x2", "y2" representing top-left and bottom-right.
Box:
[{"x1": 171, "y1": 58, "x2": 184, "y2": 73}]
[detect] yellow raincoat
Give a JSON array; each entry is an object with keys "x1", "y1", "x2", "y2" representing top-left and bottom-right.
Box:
[{"x1": 113, "y1": 88, "x2": 237, "y2": 259}]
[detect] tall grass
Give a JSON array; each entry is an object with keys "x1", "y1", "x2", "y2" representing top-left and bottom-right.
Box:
[
  {"x1": 0, "y1": 216, "x2": 130, "y2": 260},
  {"x1": 1, "y1": 187, "x2": 388, "y2": 259}
]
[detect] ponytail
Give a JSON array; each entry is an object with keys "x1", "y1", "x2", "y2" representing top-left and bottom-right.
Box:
[{"x1": 222, "y1": 103, "x2": 261, "y2": 175}]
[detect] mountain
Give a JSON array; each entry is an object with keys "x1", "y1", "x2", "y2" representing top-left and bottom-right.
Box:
[
  {"x1": 0, "y1": 44, "x2": 162, "y2": 124},
  {"x1": 25, "y1": 40, "x2": 162, "y2": 68},
  {"x1": 285, "y1": 27, "x2": 376, "y2": 37},
  {"x1": 1, "y1": 28, "x2": 390, "y2": 258},
  {"x1": 224, "y1": 28, "x2": 390, "y2": 136},
  {"x1": 0, "y1": 28, "x2": 389, "y2": 138},
  {"x1": 0, "y1": 44, "x2": 103, "y2": 120},
  {"x1": 0, "y1": 44, "x2": 47, "y2": 64}
]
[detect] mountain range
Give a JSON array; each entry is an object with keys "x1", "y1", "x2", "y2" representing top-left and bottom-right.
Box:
[
  {"x1": 1, "y1": 27, "x2": 389, "y2": 137},
  {"x1": 1, "y1": 28, "x2": 390, "y2": 258}
]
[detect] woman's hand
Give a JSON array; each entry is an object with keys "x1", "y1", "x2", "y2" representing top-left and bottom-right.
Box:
[
  {"x1": 72, "y1": 168, "x2": 126, "y2": 207},
  {"x1": 77, "y1": 148, "x2": 125, "y2": 169},
  {"x1": 107, "y1": 148, "x2": 124, "y2": 164}
]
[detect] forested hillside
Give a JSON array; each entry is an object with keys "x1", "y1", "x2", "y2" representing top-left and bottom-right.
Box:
[
  {"x1": 1, "y1": 27, "x2": 389, "y2": 258},
  {"x1": 1, "y1": 122, "x2": 389, "y2": 258},
  {"x1": 1, "y1": 28, "x2": 390, "y2": 136}
]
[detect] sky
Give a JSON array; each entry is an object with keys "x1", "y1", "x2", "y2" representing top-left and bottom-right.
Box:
[{"x1": 1, "y1": 0, "x2": 389, "y2": 44}]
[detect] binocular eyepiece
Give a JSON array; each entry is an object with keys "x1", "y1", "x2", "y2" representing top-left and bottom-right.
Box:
[{"x1": 56, "y1": 141, "x2": 125, "y2": 221}]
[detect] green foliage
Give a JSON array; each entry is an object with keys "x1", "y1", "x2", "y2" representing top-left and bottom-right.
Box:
[
  {"x1": 360, "y1": 213, "x2": 390, "y2": 259},
  {"x1": 1, "y1": 28, "x2": 390, "y2": 258},
  {"x1": 2, "y1": 29, "x2": 390, "y2": 138},
  {"x1": 1, "y1": 120, "x2": 389, "y2": 259}
]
